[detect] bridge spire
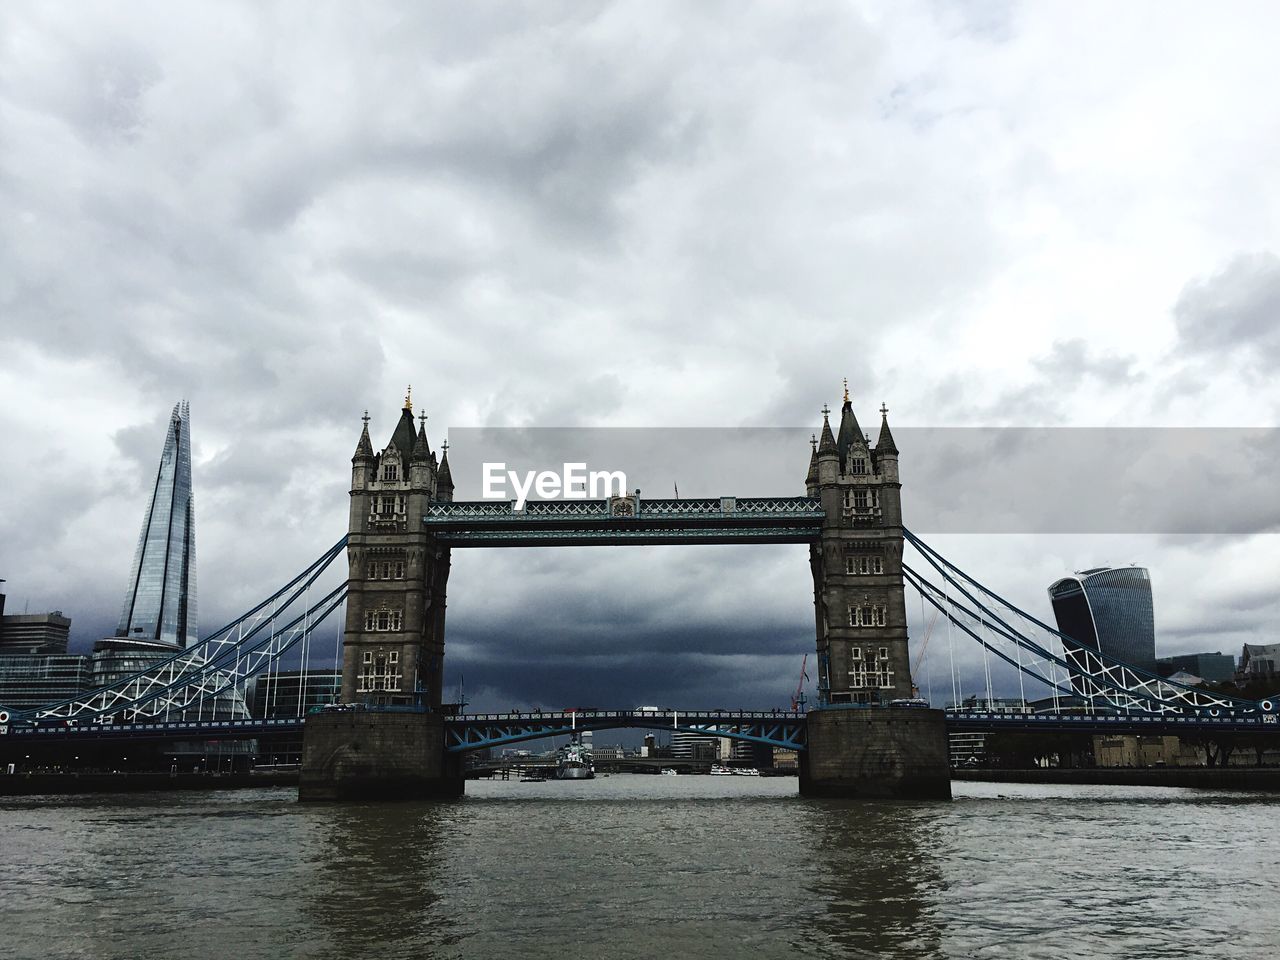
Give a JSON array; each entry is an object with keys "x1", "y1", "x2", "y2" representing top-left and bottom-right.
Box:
[
  {"x1": 353, "y1": 412, "x2": 374, "y2": 461},
  {"x1": 836, "y1": 387, "x2": 863, "y2": 464},
  {"x1": 437, "y1": 438, "x2": 454, "y2": 497},
  {"x1": 817, "y1": 406, "x2": 837, "y2": 455},
  {"x1": 875, "y1": 402, "x2": 898, "y2": 455}
]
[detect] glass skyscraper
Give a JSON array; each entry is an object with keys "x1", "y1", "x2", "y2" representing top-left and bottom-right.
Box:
[
  {"x1": 116, "y1": 401, "x2": 198, "y2": 648},
  {"x1": 1048, "y1": 566, "x2": 1156, "y2": 672}
]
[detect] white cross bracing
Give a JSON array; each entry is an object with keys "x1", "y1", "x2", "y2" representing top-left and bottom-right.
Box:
[
  {"x1": 26, "y1": 538, "x2": 349, "y2": 723},
  {"x1": 902, "y1": 529, "x2": 1268, "y2": 716}
]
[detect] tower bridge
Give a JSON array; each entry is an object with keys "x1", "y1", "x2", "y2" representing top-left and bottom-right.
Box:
[{"x1": 3, "y1": 388, "x2": 1275, "y2": 796}]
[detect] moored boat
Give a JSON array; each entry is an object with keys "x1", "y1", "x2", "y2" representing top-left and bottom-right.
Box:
[{"x1": 555, "y1": 738, "x2": 595, "y2": 780}]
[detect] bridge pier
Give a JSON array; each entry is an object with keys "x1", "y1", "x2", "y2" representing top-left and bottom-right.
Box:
[
  {"x1": 299, "y1": 711, "x2": 463, "y2": 801},
  {"x1": 800, "y1": 707, "x2": 951, "y2": 799}
]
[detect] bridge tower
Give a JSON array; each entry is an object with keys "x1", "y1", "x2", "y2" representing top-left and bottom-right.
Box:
[
  {"x1": 340, "y1": 393, "x2": 452, "y2": 707},
  {"x1": 300, "y1": 390, "x2": 462, "y2": 801},
  {"x1": 801, "y1": 388, "x2": 951, "y2": 799}
]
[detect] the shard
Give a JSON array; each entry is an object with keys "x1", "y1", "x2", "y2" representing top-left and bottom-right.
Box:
[{"x1": 116, "y1": 401, "x2": 198, "y2": 648}]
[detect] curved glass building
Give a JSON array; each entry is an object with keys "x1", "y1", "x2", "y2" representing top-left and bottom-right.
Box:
[
  {"x1": 115, "y1": 401, "x2": 198, "y2": 648},
  {"x1": 1048, "y1": 566, "x2": 1156, "y2": 672}
]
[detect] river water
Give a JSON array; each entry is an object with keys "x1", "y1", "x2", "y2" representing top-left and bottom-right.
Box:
[{"x1": 1, "y1": 777, "x2": 1276, "y2": 960}]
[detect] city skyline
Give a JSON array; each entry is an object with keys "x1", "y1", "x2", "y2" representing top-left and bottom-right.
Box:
[{"x1": 2, "y1": 3, "x2": 1278, "y2": 711}]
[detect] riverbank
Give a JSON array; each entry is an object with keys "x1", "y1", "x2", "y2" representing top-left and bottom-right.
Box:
[
  {"x1": 0, "y1": 770, "x2": 299, "y2": 796},
  {"x1": 954, "y1": 767, "x2": 1280, "y2": 791}
]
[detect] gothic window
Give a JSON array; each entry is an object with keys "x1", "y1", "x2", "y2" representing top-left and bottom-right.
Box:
[
  {"x1": 383, "y1": 463, "x2": 399, "y2": 481},
  {"x1": 854, "y1": 489, "x2": 869, "y2": 510},
  {"x1": 845, "y1": 554, "x2": 885, "y2": 576},
  {"x1": 397, "y1": 495, "x2": 406, "y2": 514},
  {"x1": 376, "y1": 611, "x2": 390, "y2": 631},
  {"x1": 364, "y1": 612, "x2": 374, "y2": 630},
  {"x1": 849, "y1": 647, "x2": 867, "y2": 688},
  {"x1": 390, "y1": 611, "x2": 403, "y2": 631},
  {"x1": 848, "y1": 604, "x2": 887, "y2": 627},
  {"x1": 358, "y1": 649, "x2": 402, "y2": 693},
  {"x1": 367, "y1": 561, "x2": 376, "y2": 579},
  {"x1": 394, "y1": 561, "x2": 405, "y2": 579},
  {"x1": 851, "y1": 457, "x2": 867, "y2": 475}
]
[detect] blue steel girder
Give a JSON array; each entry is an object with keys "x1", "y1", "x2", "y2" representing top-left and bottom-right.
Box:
[
  {"x1": 444, "y1": 710, "x2": 809, "y2": 754},
  {"x1": 422, "y1": 497, "x2": 825, "y2": 547}
]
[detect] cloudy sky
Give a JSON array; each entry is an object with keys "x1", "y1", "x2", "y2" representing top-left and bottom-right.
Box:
[{"x1": 2, "y1": 1, "x2": 1278, "y2": 711}]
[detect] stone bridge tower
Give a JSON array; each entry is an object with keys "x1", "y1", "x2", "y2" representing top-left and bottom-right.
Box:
[
  {"x1": 806, "y1": 388, "x2": 911, "y2": 705},
  {"x1": 341, "y1": 390, "x2": 454, "y2": 707},
  {"x1": 801, "y1": 387, "x2": 950, "y2": 800},
  {"x1": 300, "y1": 391, "x2": 462, "y2": 801}
]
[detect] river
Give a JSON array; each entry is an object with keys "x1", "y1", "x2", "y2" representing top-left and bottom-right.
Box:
[{"x1": 1, "y1": 777, "x2": 1276, "y2": 959}]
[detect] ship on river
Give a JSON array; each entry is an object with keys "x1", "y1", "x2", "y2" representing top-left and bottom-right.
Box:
[{"x1": 556, "y1": 739, "x2": 594, "y2": 780}]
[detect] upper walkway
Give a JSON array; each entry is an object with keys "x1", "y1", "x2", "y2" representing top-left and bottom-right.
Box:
[{"x1": 420, "y1": 497, "x2": 826, "y2": 545}]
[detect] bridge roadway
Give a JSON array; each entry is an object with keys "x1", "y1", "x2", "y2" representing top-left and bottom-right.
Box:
[{"x1": 3, "y1": 707, "x2": 1275, "y2": 748}]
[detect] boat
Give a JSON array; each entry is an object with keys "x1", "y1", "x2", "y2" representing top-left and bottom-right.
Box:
[
  {"x1": 733, "y1": 768, "x2": 761, "y2": 777},
  {"x1": 519, "y1": 775, "x2": 546, "y2": 783},
  {"x1": 659, "y1": 768, "x2": 678, "y2": 776},
  {"x1": 555, "y1": 739, "x2": 595, "y2": 780},
  {"x1": 710, "y1": 764, "x2": 734, "y2": 776}
]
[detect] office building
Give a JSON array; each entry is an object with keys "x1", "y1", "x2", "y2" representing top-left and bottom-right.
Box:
[
  {"x1": 1154, "y1": 652, "x2": 1235, "y2": 683},
  {"x1": 1239, "y1": 643, "x2": 1280, "y2": 681},
  {"x1": 116, "y1": 401, "x2": 198, "y2": 648},
  {"x1": 0, "y1": 612, "x2": 72, "y2": 655},
  {"x1": 250, "y1": 669, "x2": 342, "y2": 719},
  {"x1": 1048, "y1": 566, "x2": 1157, "y2": 671}
]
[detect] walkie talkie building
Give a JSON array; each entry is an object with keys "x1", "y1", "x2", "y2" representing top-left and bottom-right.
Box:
[
  {"x1": 116, "y1": 401, "x2": 198, "y2": 648},
  {"x1": 1048, "y1": 566, "x2": 1156, "y2": 674}
]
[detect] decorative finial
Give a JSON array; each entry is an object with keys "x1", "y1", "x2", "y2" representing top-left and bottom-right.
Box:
[
  {"x1": 361, "y1": 410, "x2": 370, "y2": 427},
  {"x1": 843, "y1": 378, "x2": 849, "y2": 403},
  {"x1": 880, "y1": 402, "x2": 888, "y2": 418},
  {"x1": 441, "y1": 438, "x2": 449, "y2": 456},
  {"x1": 810, "y1": 433, "x2": 817, "y2": 451},
  {"x1": 821, "y1": 403, "x2": 831, "y2": 419},
  {"x1": 404, "y1": 385, "x2": 413, "y2": 411},
  {"x1": 418, "y1": 410, "x2": 427, "y2": 430}
]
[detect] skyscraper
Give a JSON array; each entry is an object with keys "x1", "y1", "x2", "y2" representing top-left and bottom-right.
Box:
[
  {"x1": 1048, "y1": 566, "x2": 1156, "y2": 672},
  {"x1": 116, "y1": 401, "x2": 198, "y2": 648}
]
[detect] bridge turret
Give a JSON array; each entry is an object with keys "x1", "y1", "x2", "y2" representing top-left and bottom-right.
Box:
[
  {"x1": 436, "y1": 443, "x2": 454, "y2": 502},
  {"x1": 409, "y1": 416, "x2": 434, "y2": 490},
  {"x1": 816, "y1": 407, "x2": 839, "y2": 486},
  {"x1": 873, "y1": 404, "x2": 901, "y2": 525}
]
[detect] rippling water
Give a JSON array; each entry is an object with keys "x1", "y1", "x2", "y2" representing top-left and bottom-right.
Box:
[{"x1": 1, "y1": 778, "x2": 1277, "y2": 959}]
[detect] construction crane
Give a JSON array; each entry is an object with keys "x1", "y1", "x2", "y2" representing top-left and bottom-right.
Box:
[
  {"x1": 790, "y1": 654, "x2": 810, "y2": 712},
  {"x1": 911, "y1": 609, "x2": 940, "y2": 698}
]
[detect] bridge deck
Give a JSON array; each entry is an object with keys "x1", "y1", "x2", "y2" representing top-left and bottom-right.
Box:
[{"x1": 421, "y1": 497, "x2": 826, "y2": 545}]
